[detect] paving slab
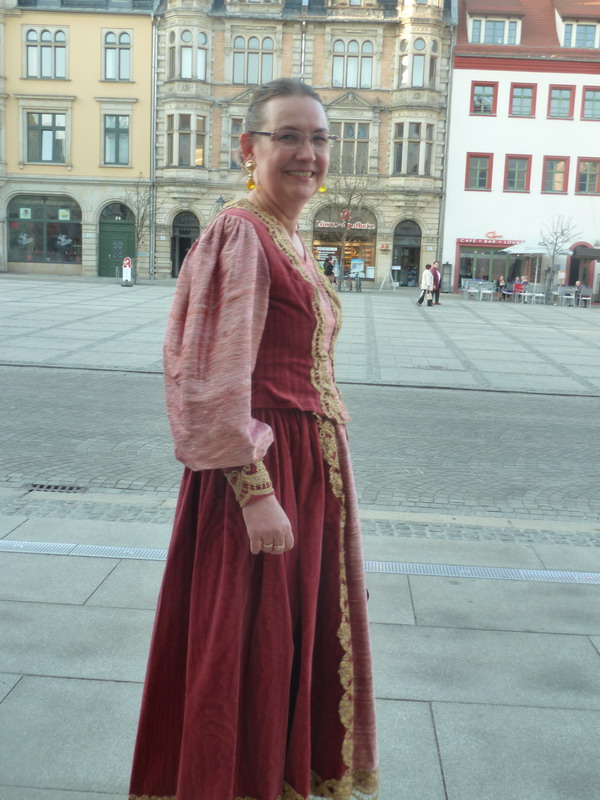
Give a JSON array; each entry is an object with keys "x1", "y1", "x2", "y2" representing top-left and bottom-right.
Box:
[
  {"x1": 0, "y1": 675, "x2": 140, "y2": 795},
  {"x1": 365, "y1": 574, "x2": 415, "y2": 626},
  {"x1": 0, "y1": 600, "x2": 153, "y2": 681},
  {"x1": 7, "y1": 517, "x2": 171, "y2": 549},
  {"x1": 0, "y1": 672, "x2": 21, "y2": 703},
  {"x1": 0, "y1": 789, "x2": 123, "y2": 800},
  {"x1": 433, "y1": 702, "x2": 600, "y2": 800},
  {"x1": 531, "y1": 543, "x2": 600, "y2": 572},
  {"x1": 362, "y1": 536, "x2": 545, "y2": 569},
  {"x1": 0, "y1": 514, "x2": 27, "y2": 537},
  {"x1": 86, "y1": 559, "x2": 165, "y2": 610},
  {"x1": 409, "y1": 575, "x2": 600, "y2": 635},
  {"x1": 371, "y1": 622, "x2": 600, "y2": 710},
  {"x1": 0, "y1": 552, "x2": 118, "y2": 605},
  {"x1": 376, "y1": 699, "x2": 446, "y2": 800}
]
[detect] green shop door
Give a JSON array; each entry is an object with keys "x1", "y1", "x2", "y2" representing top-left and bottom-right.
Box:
[{"x1": 98, "y1": 203, "x2": 135, "y2": 278}]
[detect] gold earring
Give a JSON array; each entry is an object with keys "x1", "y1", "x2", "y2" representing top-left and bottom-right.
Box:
[
  {"x1": 244, "y1": 159, "x2": 256, "y2": 191},
  {"x1": 318, "y1": 183, "x2": 327, "y2": 193}
]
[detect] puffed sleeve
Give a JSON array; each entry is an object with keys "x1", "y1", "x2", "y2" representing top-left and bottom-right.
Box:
[{"x1": 163, "y1": 212, "x2": 274, "y2": 474}]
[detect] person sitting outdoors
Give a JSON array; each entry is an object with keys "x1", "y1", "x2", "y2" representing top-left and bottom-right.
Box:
[{"x1": 496, "y1": 275, "x2": 507, "y2": 301}]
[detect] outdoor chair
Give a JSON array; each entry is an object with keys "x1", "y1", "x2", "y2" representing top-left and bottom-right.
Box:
[
  {"x1": 480, "y1": 282, "x2": 495, "y2": 301},
  {"x1": 578, "y1": 289, "x2": 592, "y2": 308},
  {"x1": 561, "y1": 289, "x2": 575, "y2": 307},
  {"x1": 503, "y1": 283, "x2": 515, "y2": 301},
  {"x1": 531, "y1": 285, "x2": 546, "y2": 304}
]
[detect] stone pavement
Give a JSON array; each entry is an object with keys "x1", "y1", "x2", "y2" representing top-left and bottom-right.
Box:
[{"x1": 1, "y1": 275, "x2": 600, "y2": 800}]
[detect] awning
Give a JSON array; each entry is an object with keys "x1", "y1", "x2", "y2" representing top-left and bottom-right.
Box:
[
  {"x1": 500, "y1": 240, "x2": 545, "y2": 255},
  {"x1": 572, "y1": 246, "x2": 600, "y2": 259}
]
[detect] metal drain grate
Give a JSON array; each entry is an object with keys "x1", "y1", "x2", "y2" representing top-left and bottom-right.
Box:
[
  {"x1": 25, "y1": 483, "x2": 87, "y2": 494},
  {"x1": 0, "y1": 541, "x2": 599, "y2": 585}
]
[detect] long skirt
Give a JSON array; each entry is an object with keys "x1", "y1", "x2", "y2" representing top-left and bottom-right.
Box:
[{"x1": 129, "y1": 409, "x2": 378, "y2": 800}]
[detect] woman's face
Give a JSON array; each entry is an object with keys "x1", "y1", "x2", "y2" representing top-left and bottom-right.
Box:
[{"x1": 243, "y1": 95, "x2": 330, "y2": 213}]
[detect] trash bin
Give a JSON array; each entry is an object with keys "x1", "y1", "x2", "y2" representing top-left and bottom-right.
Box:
[{"x1": 441, "y1": 262, "x2": 452, "y2": 293}]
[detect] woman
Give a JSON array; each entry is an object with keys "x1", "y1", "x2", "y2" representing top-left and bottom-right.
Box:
[
  {"x1": 129, "y1": 79, "x2": 378, "y2": 800},
  {"x1": 416, "y1": 264, "x2": 434, "y2": 306},
  {"x1": 496, "y1": 274, "x2": 507, "y2": 300}
]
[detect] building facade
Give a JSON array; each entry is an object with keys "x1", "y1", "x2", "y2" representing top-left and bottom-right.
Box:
[
  {"x1": 441, "y1": 0, "x2": 600, "y2": 294},
  {"x1": 0, "y1": 0, "x2": 155, "y2": 278},
  {"x1": 152, "y1": 0, "x2": 454, "y2": 282}
]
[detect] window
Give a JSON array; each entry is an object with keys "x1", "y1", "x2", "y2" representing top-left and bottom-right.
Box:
[
  {"x1": 332, "y1": 40, "x2": 373, "y2": 89},
  {"x1": 504, "y1": 155, "x2": 531, "y2": 192},
  {"x1": 510, "y1": 84, "x2": 536, "y2": 117},
  {"x1": 576, "y1": 159, "x2": 600, "y2": 194},
  {"x1": 471, "y1": 82, "x2": 497, "y2": 115},
  {"x1": 542, "y1": 157, "x2": 569, "y2": 193},
  {"x1": 25, "y1": 28, "x2": 66, "y2": 79},
  {"x1": 104, "y1": 115, "x2": 129, "y2": 165},
  {"x1": 104, "y1": 31, "x2": 131, "y2": 81},
  {"x1": 27, "y1": 112, "x2": 65, "y2": 163},
  {"x1": 466, "y1": 153, "x2": 493, "y2": 190},
  {"x1": 469, "y1": 17, "x2": 520, "y2": 45},
  {"x1": 232, "y1": 36, "x2": 273, "y2": 85},
  {"x1": 230, "y1": 117, "x2": 243, "y2": 168},
  {"x1": 582, "y1": 87, "x2": 600, "y2": 120},
  {"x1": 398, "y1": 38, "x2": 437, "y2": 89},
  {"x1": 167, "y1": 29, "x2": 208, "y2": 80},
  {"x1": 393, "y1": 122, "x2": 434, "y2": 175},
  {"x1": 564, "y1": 22, "x2": 599, "y2": 48},
  {"x1": 548, "y1": 86, "x2": 575, "y2": 119},
  {"x1": 329, "y1": 121, "x2": 369, "y2": 174},
  {"x1": 7, "y1": 195, "x2": 82, "y2": 264},
  {"x1": 166, "y1": 114, "x2": 206, "y2": 167}
]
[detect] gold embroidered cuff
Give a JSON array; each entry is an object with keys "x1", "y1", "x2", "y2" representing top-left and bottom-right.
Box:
[{"x1": 223, "y1": 460, "x2": 274, "y2": 508}]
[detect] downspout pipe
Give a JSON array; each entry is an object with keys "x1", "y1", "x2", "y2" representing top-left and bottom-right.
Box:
[
  {"x1": 437, "y1": 0, "x2": 457, "y2": 289},
  {"x1": 149, "y1": 7, "x2": 159, "y2": 278}
]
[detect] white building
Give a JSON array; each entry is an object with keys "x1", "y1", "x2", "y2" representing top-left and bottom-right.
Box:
[{"x1": 442, "y1": 0, "x2": 600, "y2": 295}]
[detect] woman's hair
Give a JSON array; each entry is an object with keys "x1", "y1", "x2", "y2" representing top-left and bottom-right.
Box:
[{"x1": 245, "y1": 78, "x2": 325, "y2": 133}]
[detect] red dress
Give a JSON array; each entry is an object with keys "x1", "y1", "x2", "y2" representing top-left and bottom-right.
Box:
[{"x1": 129, "y1": 200, "x2": 378, "y2": 800}]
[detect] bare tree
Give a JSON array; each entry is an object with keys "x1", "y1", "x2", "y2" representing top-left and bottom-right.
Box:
[
  {"x1": 123, "y1": 175, "x2": 154, "y2": 262},
  {"x1": 539, "y1": 215, "x2": 580, "y2": 297},
  {"x1": 317, "y1": 172, "x2": 373, "y2": 291}
]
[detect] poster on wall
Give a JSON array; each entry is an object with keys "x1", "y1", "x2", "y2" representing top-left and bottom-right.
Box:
[
  {"x1": 19, "y1": 208, "x2": 32, "y2": 220},
  {"x1": 350, "y1": 258, "x2": 365, "y2": 276},
  {"x1": 58, "y1": 209, "x2": 71, "y2": 221}
]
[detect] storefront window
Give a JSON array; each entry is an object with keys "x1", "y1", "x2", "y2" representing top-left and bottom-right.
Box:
[
  {"x1": 312, "y1": 205, "x2": 377, "y2": 277},
  {"x1": 458, "y1": 247, "x2": 533, "y2": 285},
  {"x1": 7, "y1": 195, "x2": 82, "y2": 263}
]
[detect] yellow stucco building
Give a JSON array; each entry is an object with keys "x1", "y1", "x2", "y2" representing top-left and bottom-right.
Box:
[{"x1": 0, "y1": 0, "x2": 155, "y2": 277}]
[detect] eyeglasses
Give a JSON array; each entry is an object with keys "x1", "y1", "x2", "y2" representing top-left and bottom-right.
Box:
[{"x1": 249, "y1": 130, "x2": 338, "y2": 150}]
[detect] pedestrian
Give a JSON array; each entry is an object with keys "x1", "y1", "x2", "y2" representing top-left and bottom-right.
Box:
[
  {"x1": 431, "y1": 260, "x2": 442, "y2": 305},
  {"x1": 416, "y1": 263, "x2": 434, "y2": 306},
  {"x1": 323, "y1": 253, "x2": 336, "y2": 283},
  {"x1": 128, "y1": 78, "x2": 378, "y2": 800},
  {"x1": 496, "y1": 274, "x2": 507, "y2": 300}
]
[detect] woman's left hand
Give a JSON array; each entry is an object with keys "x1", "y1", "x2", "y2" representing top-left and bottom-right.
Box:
[{"x1": 242, "y1": 494, "x2": 295, "y2": 555}]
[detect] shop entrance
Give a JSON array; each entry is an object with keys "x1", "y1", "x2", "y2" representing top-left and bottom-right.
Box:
[
  {"x1": 312, "y1": 205, "x2": 377, "y2": 279},
  {"x1": 98, "y1": 203, "x2": 135, "y2": 278},
  {"x1": 171, "y1": 212, "x2": 200, "y2": 277},
  {"x1": 392, "y1": 220, "x2": 421, "y2": 286}
]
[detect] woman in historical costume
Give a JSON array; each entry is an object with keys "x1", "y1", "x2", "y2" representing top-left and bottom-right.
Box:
[{"x1": 129, "y1": 78, "x2": 378, "y2": 800}]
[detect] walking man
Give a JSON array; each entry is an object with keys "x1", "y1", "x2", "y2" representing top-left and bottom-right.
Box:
[
  {"x1": 416, "y1": 264, "x2": 434, "y2": 307},
  {"x1": 431, "y1": 260, "x2": 441, "y2": 305}
]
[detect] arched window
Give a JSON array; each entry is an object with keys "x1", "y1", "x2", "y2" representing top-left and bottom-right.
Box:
[
  {"x1": 232, "y1": 36, "x2": 273, "y2": 85},
  {"x1": 398, "y1": 38, "x2": 438, "y2": 90},
  {"x1": 8, "y1": 195, "x2": 82, "y2": 264},
  {"x1": 26, "y1": 27, "x2": 67, "y2": 79},
  {"x1": 104, "y1": 31, "x2": 131, "y2": 81},
  {"x1": 167, "y1": 29, "x2": 209, "y2": 81},
  {"x1": 332, "y1": 39, "x2": 373, "y2": 89}
]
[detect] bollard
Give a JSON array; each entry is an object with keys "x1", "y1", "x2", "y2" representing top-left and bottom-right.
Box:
[{"x1": 121, "y1": 256, "x2": 133, "y2": 287}]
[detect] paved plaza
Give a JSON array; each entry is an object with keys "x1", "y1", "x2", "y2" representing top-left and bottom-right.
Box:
[{"x1": 0, "y1": 275, "x2": 599, "y2": 799}]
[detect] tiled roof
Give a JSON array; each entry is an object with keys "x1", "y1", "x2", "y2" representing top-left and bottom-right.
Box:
[
  {"x1": 554, "y1": 0, "x2": 600, "y2": 20},
  {"x1": 457, "y1": 0, "x2": 600, "y2": 59}
]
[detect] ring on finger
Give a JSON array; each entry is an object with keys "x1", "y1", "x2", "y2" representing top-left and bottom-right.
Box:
[{"x1": 272, "y1": 543, "x2": 285, "y2": 551}]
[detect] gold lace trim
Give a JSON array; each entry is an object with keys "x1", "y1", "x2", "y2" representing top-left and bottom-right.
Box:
[
  {"x1": 231, "y1": 199, "x2": 348, "y2": 425},
  {"x1": 224, "y1": 459, "x2": 274, "y2": 507}
]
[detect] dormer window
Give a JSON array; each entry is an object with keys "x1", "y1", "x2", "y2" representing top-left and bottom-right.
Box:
[
  {"x1": 563, "y1": 22, "x2": 600, "y2": 49},
  {"x1": 469, "y1": 18, "x2": 520, "y2": 45}
]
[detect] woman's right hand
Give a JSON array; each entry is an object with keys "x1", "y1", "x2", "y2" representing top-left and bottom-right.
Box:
[{"x1": 242, "y1": 494, "x2": 294, "y2": 555}]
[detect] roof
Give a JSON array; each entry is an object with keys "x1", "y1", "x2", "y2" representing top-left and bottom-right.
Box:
[{"x1": 456, "y1": 0, "x2": 600, "y2": 60}]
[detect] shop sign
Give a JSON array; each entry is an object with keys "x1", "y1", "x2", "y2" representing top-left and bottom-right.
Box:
[
  {"x1": 58, "y1": 209, "x2": 71, "y2": 221},
  {"x1": 458, "y1": 238, "x2": 523, "y2": 247},
  {"x1": 316, "y1": 220, "x2": 376, "y2": 230},
  {"x1": 19, "y1": 208, "x2": 32, "y2": 220}
]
